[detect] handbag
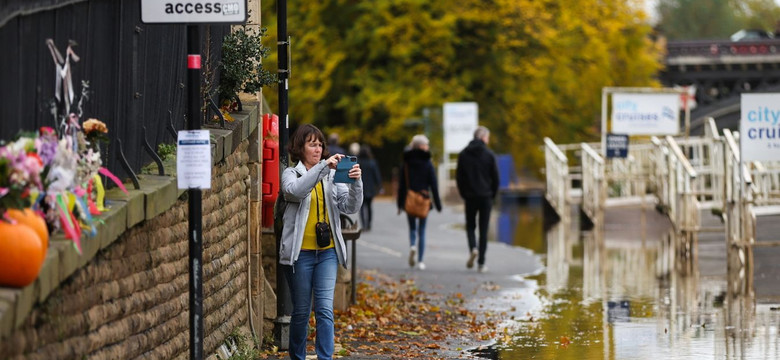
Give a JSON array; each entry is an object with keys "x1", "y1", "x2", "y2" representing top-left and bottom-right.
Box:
[
  {"x1": 314, "y1": 181, "x2": 332, "y2": 248},
  {"x1": 403, "y1": 164, "x2": 431, "y2": 218}
]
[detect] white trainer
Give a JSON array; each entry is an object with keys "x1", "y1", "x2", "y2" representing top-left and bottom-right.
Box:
[
  {"x1": 466, "y1": 249, "x2": 478, "y2": 269},
  {"x1": 408, "y1": 247, "x2": 417, "y2": 267},
  {"x1": 417, "y1": 262, "x2": 426, "y2": 270},
  {"x1": 478, "y1": 265, "x2": 488, "y2": 273}
]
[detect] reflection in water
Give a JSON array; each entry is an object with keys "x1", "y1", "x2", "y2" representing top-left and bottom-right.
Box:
[{"x1": 488, "y1": 199, "x2": 780, "y2": 360}]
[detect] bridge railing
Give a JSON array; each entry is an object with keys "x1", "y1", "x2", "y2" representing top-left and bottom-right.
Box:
[
  {"x1": 581, "y1": 142, "x2": 605, "y2": 222},
  {"x1": 605, "y1": 142, "x2": 655, "y2": 199},
  {"x1": 674, "y1": 118, "x2": 724, "y2": 209},
  {"x1": 544, "y1": 137, "x2": 569, "y2": 217},
  {"x1": 651, "y1": 136, "x2": 699, "y2": 234},
  {"x1": 749, "y1": 160, "x2": 780, "y2": 207},
  {"x1": 723, "y1": 129, "x2": 755, "y2": 251}
]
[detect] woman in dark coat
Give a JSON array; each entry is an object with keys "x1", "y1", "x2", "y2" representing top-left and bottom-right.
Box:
[{"x1": 397, "y1": 134, "x2": 442, "y2": 270}]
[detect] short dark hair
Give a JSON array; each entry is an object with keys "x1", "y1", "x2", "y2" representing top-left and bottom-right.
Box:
[{"x1": 288, "y1": 124, "x2": 330, "y2": 163}]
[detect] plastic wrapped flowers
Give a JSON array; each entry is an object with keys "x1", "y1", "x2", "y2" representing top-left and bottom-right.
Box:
[{"x1": 1, "y1": 117, "x2": 126, "y2": 258}]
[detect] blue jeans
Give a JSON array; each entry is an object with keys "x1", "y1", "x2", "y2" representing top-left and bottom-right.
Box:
[
  {"x1": 407, "y1": 214, "x2": 427, "y2": 262},
  {"x1": 283, "y1": 248, "x2": 338, "y2": 360}
]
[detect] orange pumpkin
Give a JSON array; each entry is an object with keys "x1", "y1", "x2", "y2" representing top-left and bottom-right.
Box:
[
  {"x1": 0, "y1": 220, "x2": 45, "y2": 287},
  {"x1": 5, "y1": 208, "x2": 49, "y2": 254}
]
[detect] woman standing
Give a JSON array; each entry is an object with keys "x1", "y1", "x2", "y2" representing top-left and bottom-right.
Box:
[
  {"x1": 279, "y1": 124, "x2": 363, "y2": 360},
  {"x1": 397, "y1": 134, "x2": 442, "y2": 270}
]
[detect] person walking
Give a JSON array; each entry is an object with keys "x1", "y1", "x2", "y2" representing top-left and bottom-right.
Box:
[
  {"x1": 327, "y1": 132, "x2": 346, "y2": 155},
  {"x1": 456, "y1": 126, "x2": 499, "y2": 273},
  {"x1": 279, "y1": 124, "x2": 363, "y2": 360},
  {"x1": 357, "y1": 144, "x2": 382, "y2": 231},
  {"x1": 397, "y1": 134, "x2": 441, "y2": 270}
]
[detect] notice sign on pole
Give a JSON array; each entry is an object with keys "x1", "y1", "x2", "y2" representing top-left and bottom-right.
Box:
[
  {"x1": 740, "y1": 93, "x2": 780, "y2": 161},
  {"x1": 606, "y1": 133, "x2": 629, "y2": 158},
  {"x1": 177, "y1": 130, "x2": 212, "y2": 189},
  {"x1": 141, "y1": 0, "x2": 248, "y2": 24},
  {"x1": 611, "y1": 93, "x2": 680, "y2": 135},
  {"x1": 443, "y1": 102, "x2": 478, "y2": 153}
]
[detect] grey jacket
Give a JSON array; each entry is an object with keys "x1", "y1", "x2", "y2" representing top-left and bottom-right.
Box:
[{"x1": 279, "y1": 160, "x2": 363, "y2": 267}]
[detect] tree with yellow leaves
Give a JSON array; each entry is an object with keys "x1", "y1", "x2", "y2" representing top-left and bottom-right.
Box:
[{"x1": 262, "y1": 0, "x2": 661, "y2": 173}]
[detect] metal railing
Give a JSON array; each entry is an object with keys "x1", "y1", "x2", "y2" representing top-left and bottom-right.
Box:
[
  {"x1": 673, "y1": 118, "x2": 724, "y2": 207},
  {"x1": 544, "y1": 137, "x2": 569, "y2": 217},
  {"x1": 580, "y1": 142, "x2": 605, "y2": 222}
]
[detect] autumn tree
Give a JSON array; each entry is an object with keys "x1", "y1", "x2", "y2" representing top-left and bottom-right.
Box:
[
  {"x1": 655, "y1": 0, "x2": 780, "y2": 40},
  {"x1": 262, "y1": 0, "x2": 661, "y2": 173}
]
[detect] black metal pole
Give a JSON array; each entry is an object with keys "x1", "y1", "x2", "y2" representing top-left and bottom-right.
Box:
[
  {"x1": 274, "y1": 0, "x2": 292, "y2": 350},
  {"x1": 186, "y1": 24, "x2": 204, "y2": 360}
]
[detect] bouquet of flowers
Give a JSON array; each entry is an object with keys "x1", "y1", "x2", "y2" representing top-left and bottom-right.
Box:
[{"x1": 0, "y1": 138, "x2": 44, "y2": 211}]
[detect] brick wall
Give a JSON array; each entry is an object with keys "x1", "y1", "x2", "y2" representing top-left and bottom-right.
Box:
[{"x1": 0, "y1": 104, "x2": 263, "y2": 359}]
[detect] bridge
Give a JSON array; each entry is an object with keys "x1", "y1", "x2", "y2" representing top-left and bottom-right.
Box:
[
  {"x1": 544, "y1": 117, "x2": 780, "y2": 304},
  {"x1": 661, "y1": 38, "x2": 780, "y2": 134}
]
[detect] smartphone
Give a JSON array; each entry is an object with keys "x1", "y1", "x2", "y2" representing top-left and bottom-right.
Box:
[{"x1": 334, "y1": 156, "x2": 357, "y2": 183}]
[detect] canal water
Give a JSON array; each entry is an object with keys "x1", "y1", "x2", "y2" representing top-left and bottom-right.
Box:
[{"x1": 478, "y1": 195, "x2": 780, "y2": 359}]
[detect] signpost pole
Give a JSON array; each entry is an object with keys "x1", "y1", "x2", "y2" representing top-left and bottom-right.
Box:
[
  {"x1": 274, "y1": 0, "x2": 292, "y2": 350},
  {"x1": 186, "y1": 24, "x2": 203, "y2": 360},
  {"x1": 139, "y1": 3, "x2": 248, "y2": 359}
]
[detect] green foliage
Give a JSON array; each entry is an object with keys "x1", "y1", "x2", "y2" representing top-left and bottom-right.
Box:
[
  {"x1": 219, "y1": 26, "x2": 276, "y2": 103},
  {"x1": 733, "y1": 0, "x2": 780, "y2": 32},
  {"x1": 157, "y1": 143, "x2": 176, "y2": 161},
  {"x1": 656, "y1": 0, "x2": 780, "y2": 40},
  {"x1": 262, "y1": 0, "x2": 661, "y2": 173},
  {"x1": 656, "y1": 0, "x2": 741, "y2": 40},
  {"x1": 221, "y1": 329, "x2": 260, "y2": 360}
]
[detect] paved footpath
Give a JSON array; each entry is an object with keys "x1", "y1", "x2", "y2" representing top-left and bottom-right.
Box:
[
  {"x1": 263, "y1": 196, "x2": 545, "y2": 359},
  {"x1": 349, "y1": 197, "x2": 544, "y2": 356}
]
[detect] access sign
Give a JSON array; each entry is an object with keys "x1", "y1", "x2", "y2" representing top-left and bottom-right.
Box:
[{"x1": 141, "y1": 0, "x2": 247, "y2": 24}]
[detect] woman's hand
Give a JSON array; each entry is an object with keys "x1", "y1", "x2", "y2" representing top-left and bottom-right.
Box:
[
  {"x1": 348, "y1": 164, "x2": 362, "y2": 180},
  {"x1": 325, "y1": 154, "x2": 344, "y2": 169}
]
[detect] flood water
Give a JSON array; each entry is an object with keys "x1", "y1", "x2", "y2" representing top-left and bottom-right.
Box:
[{"x1": 482, "y1": 195, "x2": 780, "y2": 360}]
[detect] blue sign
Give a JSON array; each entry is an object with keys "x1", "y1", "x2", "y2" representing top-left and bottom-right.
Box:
[{"x1": 606, "y1": 133, "x2": 629, "y2": 158}]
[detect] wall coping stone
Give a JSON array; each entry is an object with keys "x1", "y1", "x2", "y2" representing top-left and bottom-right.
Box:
[{"x1": 0, "y1": 102, "x2": 260, "y2": 340}]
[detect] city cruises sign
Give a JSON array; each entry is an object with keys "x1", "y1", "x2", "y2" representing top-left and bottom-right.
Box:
[
  {"x1": 740, "y1": 93, "x2": 780, "y2": 161},
  {"x1": 141, "y1": 0, "x2": 248, "y2": 24},
  {"x1": 611, "y1": 93, "x2": 680, "y2": 135}
]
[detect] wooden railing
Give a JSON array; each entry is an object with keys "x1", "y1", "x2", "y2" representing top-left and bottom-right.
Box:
[
  {"x1": 673, "y1": 118, "x2": 724, "y2": 208},
  {"x1": 606, "y1": 142, "x2": 655, "y2": 199},
  {"x1": 666, "y1": 136, "x2": 700, "y2": 234},
  {"x1": 544, "y1": 137, "x2": 569, "y2": 217},
  {"x1": 651, "y1": 136, "x2": 699, "y2": 233},
  {"x1": 580, "y1": 143, "x2": 605, "y2": 222}
]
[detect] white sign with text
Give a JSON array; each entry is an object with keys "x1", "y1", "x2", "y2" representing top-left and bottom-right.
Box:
[
  {"x1": 740, "y1": 93, "x2": 780, "y2": 161},
  {"x1": 141, "y1": 0, "x2": 247, "y2": 24},
  {"x1": 611, "y1": 93, "x2": 680, "y2": 135},
  {"x1": 177, "y1": 130, "x2": 212, "y2": 189},
  {"x1": 443, "y1": 102, "x2": 478, "y2": 153}
]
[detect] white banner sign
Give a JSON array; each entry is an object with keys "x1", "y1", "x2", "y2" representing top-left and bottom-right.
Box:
[
  {"x1": 141, "y1": 0, "x2": 247, "y2": 24},
  {"x1": 443, "y1": 102, "x2": 478, "y2": 153},
  {"x1": 740, "y1": 93, "x2": 780, "y2": 161},
  {"x1": 611, "y1": 93, "x2": 680, "y2": 135},
  {"x1": 177, "y1": 130, "x2": 212, "y2": 189}
]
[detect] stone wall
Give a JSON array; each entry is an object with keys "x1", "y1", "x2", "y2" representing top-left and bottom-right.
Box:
[{"x1": 0, "y1": 104, "x2": 264, "y2": 359}]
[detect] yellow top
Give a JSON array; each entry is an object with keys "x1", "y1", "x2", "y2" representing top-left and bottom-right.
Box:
[{"x1": 302, "y1": 181, "x2": 333, "y2": 250}]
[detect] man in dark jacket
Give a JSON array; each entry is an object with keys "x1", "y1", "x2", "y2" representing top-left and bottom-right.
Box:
[{"x1": 456, "y1": 126, "x2": 499, "y2": 273}]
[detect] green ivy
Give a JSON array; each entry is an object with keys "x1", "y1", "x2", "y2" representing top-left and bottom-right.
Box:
[
  {"x1": 157, "y1": 143, "x2": 177, "y2": 161},
  {"x1": 219, "y1": 26, "x2": 276, "y2": 103}
]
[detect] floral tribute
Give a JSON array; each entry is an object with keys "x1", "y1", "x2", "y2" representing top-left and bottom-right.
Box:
[
  {"x1": 0, "y1": 117, "x2": 127, "y2": 255},
  {"x1": 0, "y1": 39, "x2": 131, "y2": 288}
]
